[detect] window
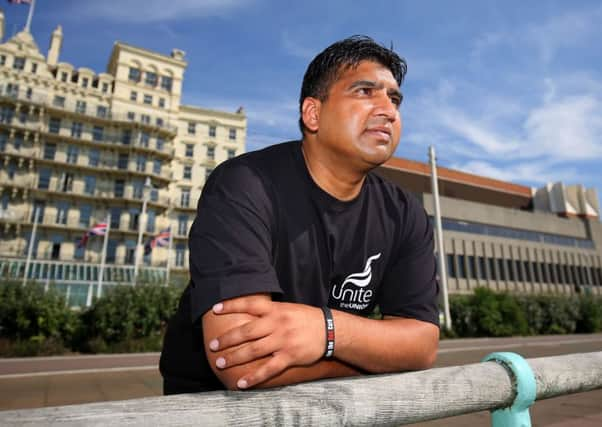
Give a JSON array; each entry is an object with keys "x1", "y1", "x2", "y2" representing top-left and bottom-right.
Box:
[
  {"x1": 128, "y1": 67, "x2": 141, "y2": 82},
  {"x1": 75, "y1": 100, "x2": 86, "y2": 114},
  {"x1": 229, "y1": 128, "x2": 237, "y2": 140},
  {"x1": 158, "y1": 98, "x2": 165, "y2": 108},
  {"x1": 143, "y1": 94, "x2": 152, "y2": 105},
  {"x1": 31, "y1": 63, "x2": 38, "y2": 74},
  {"x1": 66, "y1": 145, "x2": 79, "y2": 163},
  {"x1": 180, "y1": 189, "x2": 190, "y2": 208},
  {"x1": 81, "y1": 77, "x2": 89, "y2": 88},
  {"x1": 44, "y1": 143, "x2": 56, "y2": 160},
  {"x1": 71, "y1": 122, "x2": 83, "y2": 138},
  {"x1": 136, "y1": 155, "x2": 146, "y2": 172},
  {"x1": 122, "y1": 130, "x2": 132, "y2": 145},
  {"x1": 110, "y1": 207, "x2": 122, "y2": 229},
  {"x1": 56, "y1": 201, "x2": 69, "y2": 225},
  {"x1": 153, "y1": 159, "x2": 162, "y2": 175},
  {"x1": 532, "y1": 262, "x2": 540, "y2": 283},
  {"x1": 92, "y1": 126, "x2": 104, "y2": 141},
  {"x1": 79, "y1": 204, "x2": 92, "y2": 228},
  {"x1": 183, "y1": 166, "x2": 192, "y2": 180},
  {"x1": 145, "y1": 71, "x2": 158, "y2": 86},
  {"x1": 185, "y1": 144, "x2": 194, "y2": 157},
  {"x1": 13, "y1": 134, "x2": 23, "y2": 150},
  {"x1": 141, "y1": 114, "x2": 150, "y2": 124},
  {"x1": 206, "y1": 146, "x2": 215, "y2": 160},
  {"x1": 38, "y1": 168, "x2": 51, "y2": 190},
  {"x1": 6, "y1": 83, "x2": 18, "y2": 97},
  {"x1": 96, "y1": 105, "x2": 108, "y2": 118},
  {"x1": 146, "y1": 209, "x2": 156, "y2": 233},
  {"x1": 209, "y1": 125, "x2": 216, "y2": 137},
  {"x1": 488, "y1": 258, "x2": 497, "y2": 280},
  {"x1": 118, "y1": 153, "x2": 129, "y2": 170},
  {"x1": 0, "y1": 133, "x2": 7, "y2": 151},
  {"x1": 467, "y1": 256, "x2": 476, "y2": 279},
  {"x1": 140, "y1": 132, "x2": 150, "y2": 147},
  {"x1": 0, "y1": 55, "x2": 5, "y2": 66},
  {"x1": 51, "y1": 242, "x2": 61, "y2": 260},
  {"x1": 127, "y1": 111, "x2": 135, "y2": 121},
  {"x1": 160, "y1": 75, "x2": 172, "y2": 91},
  {"x1": 446, "y1": 254, "x2": 456, "y2": 278},
  {"x1": 227, "y1": 149, "x2": 236, "y2": 159},
  {"x1": 498, "y1": 259, "x2": 506, "y2": 281},
  {"x1": 150, "y1": 188, "x2": 158, "y2": 202},
  {"x1": 84, "y1": 175, "x2": 96, "y2": 195},
  {"x1": 0, "y1": 106, "x2": 14, "y2": 123},
  {"x1": 478, "y1": 256, "x2": 487, "y2": 280},
  {"x1": 515, "y1": 260, "x2": 523, "y2": 282},
  {"x1": 49, "y1": 117, "x2": 61, "y2": 133},
  {"x1": 132, "y1": 181, "x2": 143, "y2": 199},
  {"x1": 101, "y1": 82, "x2": 109, "y2": 93},
  {"x1": 106, "y1": 239, "x2": 117, "y2": 263},
  {"x1": 130, "y1": 91, "x2": 138, "y2": 101},
  {"x1": 178, "y1": 215, "x2": 188, "y2": 236},
  {"x1": 156, "y1": 117, "x2": 164, "y2": 127},
  {"x1": 53, "y1": 95, "x2": 66, "y2": 108},
  {"x1": 523, "y1": 261, "x2": 532, "y2": 282},
  {"x1": 457, "y1": 255, "x2": 466, "y2": 279},
  {"x1": 13, "y1": 57, "x2": 25, "y2": 70},
  {"x1": 32, "y1": 200, "x2": 45, "y2": 222},
  {"x1": 26, "y1": 87, "x2": 32, "y2": 99},
  {"x1": 125, "y1": 243, "x2": 136, "y2": 264},
  {"x1": 88, "y1": 148, "x2": 100, "y2": 167},
  {"x1": 60, "y1": 71, "x2": 68, "y2": 82},
  {"x1": 506, "y1": 259, "x2": 515, "y2": 281},
  {"x1": 156, "y1": 137, "x2": 164, "y2": 150},
  {"x1": 60, "y1": 171, "x2": 74, "y2": 192},
  {"x1": 114, "y1": 179, "x2": 125, "y2": 197},
  {"x1": 205, "y1": 168, "x2": 213, "y2": 181},
  {"x1": 188, "y1": 122, "x2": 196, "y2": 135}
]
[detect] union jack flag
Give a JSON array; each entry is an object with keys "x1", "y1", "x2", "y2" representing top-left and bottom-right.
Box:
[
  {"x1": 7, "y1": 0, "x2": 33, "y2": 4},
  {"x1": 144, "y1": 228, "x2": 171, "y2": 255},
  {"x1": 78, "y1": 222, "x2": 108, "y2": 248}
]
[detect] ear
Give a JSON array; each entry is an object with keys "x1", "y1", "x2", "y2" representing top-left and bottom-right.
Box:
[{"x1": 301, "y1": 97, "x2": 321, "y2": 133}]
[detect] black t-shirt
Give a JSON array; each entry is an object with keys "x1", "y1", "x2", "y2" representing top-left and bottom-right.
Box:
[{"x1": 160, "y1": 141, "x2": 439, "y2": 392}]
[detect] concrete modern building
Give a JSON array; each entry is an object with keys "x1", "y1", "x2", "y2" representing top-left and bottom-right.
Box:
[
  {"x1": 376, "y1": 158, "x2": 602, "y2": 296},
  {"x1": 0, "y1": 11, "x2": 246, "y2": 305}
]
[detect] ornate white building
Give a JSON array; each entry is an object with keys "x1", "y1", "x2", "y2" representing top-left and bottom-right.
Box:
[{"x1": 0, "y1": 10, "x2": 246, "y2": 304}]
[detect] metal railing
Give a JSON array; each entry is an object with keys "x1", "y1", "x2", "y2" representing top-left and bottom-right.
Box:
[{"x1": 0, "y1": 351, "x2": 600, "y2": 426}]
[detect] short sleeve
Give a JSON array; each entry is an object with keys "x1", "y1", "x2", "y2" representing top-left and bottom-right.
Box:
[
  {"x1": 378, "y1": 191, "x2": 440, "y2": 326},
  {"x1": 188, "y1": 161, "x2": 282, "y2": 324}
]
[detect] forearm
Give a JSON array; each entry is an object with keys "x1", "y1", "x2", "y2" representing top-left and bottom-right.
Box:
[{"x1": 332, "y1": 310, "x2": 439, "y2": 373}]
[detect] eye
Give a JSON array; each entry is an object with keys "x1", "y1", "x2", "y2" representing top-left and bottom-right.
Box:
[
  {"x1": 390, "y1": 93, "x2": 403, "y2": 107},
  {"x1": 356, "y1": 87, "x2": 373, "y2": 96}
]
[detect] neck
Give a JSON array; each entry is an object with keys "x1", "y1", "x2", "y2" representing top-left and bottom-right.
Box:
[{"x1": 301, "y1": 140, "x2": 367, "y2": 201}]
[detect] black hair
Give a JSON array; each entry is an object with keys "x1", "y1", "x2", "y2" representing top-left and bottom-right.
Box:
[{"x1": 298, "y1": 35, "x2": 407, "y2": 135}]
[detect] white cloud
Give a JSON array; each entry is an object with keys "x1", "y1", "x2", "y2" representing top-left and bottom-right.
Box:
[
  {"x1": 281, "y1": 32, "x2": 316, "y2": 60},
  {"x1": 80, "y1": 0, "x2": 253, "y2": 23},
  {"x1": 451, "y1": 160, "x2": 578, "y2": 185}
]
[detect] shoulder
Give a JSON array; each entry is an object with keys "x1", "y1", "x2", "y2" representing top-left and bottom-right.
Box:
[{"x1": 365, "y1": 171, "x2": 423, "y2": 216}]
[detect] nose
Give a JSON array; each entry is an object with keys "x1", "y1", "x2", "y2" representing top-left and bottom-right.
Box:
[{"x1": 374, "y1": 90, "x2": 398, "y2": 122}]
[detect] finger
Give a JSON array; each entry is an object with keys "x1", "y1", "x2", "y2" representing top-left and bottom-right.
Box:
[
  {"x1": 236, "y1": 352, "x2": 291, "y2": 389},
  {"x1": 215, "y1": 336, "x2": 277, "y2": 369},
  {"x1": 210, "y1": 316, "x2": 273, "y2": 351},
  {"x1": 213, "y1": 295, "x2": 272, "y2": 316}
]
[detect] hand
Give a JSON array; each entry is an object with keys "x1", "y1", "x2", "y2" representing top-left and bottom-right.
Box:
[{"x1": 208, "y1": 298, "x2": 326, "y2": 389}]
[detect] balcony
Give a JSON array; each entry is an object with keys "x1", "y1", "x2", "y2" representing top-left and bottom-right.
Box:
[{"x1": 0, "y1": 87, "x2": 178, "y2": 135}]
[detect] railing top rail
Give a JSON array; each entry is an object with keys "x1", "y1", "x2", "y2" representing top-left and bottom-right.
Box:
[{"x1": 0, "y1": 351, "x2": 601, "y2": 426}]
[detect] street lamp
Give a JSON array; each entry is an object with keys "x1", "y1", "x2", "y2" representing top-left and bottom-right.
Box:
[{"x1": 133, "y1": 176, "x2": 152, "y2": 282}]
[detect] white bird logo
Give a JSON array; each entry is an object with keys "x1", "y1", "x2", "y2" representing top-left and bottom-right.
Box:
[{"x1": 340, "y1": 253, "x2": 381, "y2": 288}]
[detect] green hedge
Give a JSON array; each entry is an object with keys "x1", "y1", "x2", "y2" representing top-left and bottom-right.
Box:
[
  {"x1": 0, "y1": 281, "x2": 182, "y2": 356},
  {"x1": 447, "y1": 287, "x2": 602, "y2": 338},
  {"x1": 2, "y1": 282, "x2": 601, "y2": 356}
]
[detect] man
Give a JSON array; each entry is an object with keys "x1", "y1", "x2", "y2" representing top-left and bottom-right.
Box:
[{"x1": 160, "y1": 35, "x2": 439, "y2": 393}]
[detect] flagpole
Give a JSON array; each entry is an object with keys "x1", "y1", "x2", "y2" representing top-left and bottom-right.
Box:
[
  {"x1": 24, "y1": 0, "x2": 36, "y2": 33},
  {"x1": 96, "y1": 213, "x2": 110, "y2": 299},
  {"x1": 429, "y1": 145, "x2": 452, "y2": 332},
  {"x1": 165, "y1": 225, "x2": 173, "y2": 286},
  {"x1": 22, "y1": 206, "x2": 40, "y2": 287}
]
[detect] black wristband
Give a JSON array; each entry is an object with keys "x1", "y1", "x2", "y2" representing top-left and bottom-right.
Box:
[{"x1": 321, "y1": 306, "x2": 335, "y2": 358}]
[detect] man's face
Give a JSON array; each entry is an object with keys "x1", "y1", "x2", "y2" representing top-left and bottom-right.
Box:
[{"x1": 310, "y1": 60, "x2": 402, "y2": 169}]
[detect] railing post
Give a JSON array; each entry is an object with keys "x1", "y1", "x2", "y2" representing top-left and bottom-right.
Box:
[{"x1": 483, "y1": 352, "x2": 537, "y2": 427}]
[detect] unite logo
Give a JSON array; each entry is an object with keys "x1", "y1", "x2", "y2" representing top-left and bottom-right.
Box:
[{"x1": 330, "y1": 253, "x2": 381, "y2": 311}]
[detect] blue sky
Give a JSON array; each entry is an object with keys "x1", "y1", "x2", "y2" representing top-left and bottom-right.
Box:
[{"x1": 4, "y1": 0, "x2": 602, "y2": 192}]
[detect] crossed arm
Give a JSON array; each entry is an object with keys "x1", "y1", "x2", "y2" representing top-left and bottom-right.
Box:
[{"x1": 202, "y1": 293, "x2": 439, "y2": 390}]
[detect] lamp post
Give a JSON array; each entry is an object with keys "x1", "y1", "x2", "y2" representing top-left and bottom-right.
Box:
[
  {"x1": 133, "y1": 177, "x2": 152, "y2": 283},
  {"x1": 429, "y1": 146, "x2": 452, "y2": 331}
]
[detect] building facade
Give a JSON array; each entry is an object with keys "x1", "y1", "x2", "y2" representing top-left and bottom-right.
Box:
[{"x1": 0, "y1": 14, "x2": 246, "y2": 305}]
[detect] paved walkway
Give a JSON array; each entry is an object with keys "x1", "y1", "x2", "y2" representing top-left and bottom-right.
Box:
[{"x1": 0, "y1": 334, "x2": 601, "y2": 425}]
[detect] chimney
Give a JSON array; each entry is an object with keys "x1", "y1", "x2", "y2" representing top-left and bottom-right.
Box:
[{"x1": 47, "y1": 25, "x2": 63, "y2": 66}]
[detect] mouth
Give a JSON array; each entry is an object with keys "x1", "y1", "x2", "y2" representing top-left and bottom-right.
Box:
[{"x1": 364, "y1": 126, "x2": 392, "y2": 142}]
